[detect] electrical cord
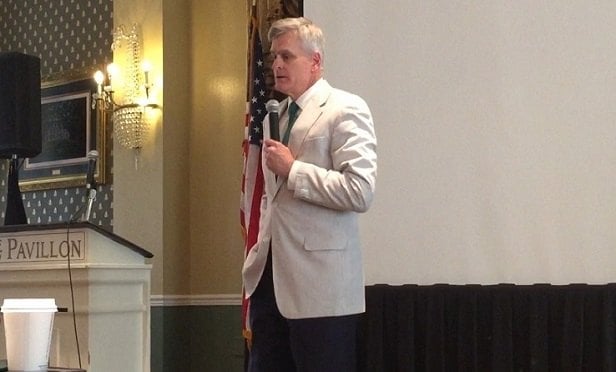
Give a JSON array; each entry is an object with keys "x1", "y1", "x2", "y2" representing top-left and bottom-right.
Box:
[{"x1": 65, "y1": 210, "x2": 85, "y2": 369}]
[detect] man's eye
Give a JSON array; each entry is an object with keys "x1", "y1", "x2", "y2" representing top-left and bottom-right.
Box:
[{"x1": 265, "y1": 52, "x2": 274, "y2": 64}]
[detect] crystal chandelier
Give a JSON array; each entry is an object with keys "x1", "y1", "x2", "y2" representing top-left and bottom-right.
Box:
[{"x1": 92, "y1": 24, "x2": 159, "y2": 154}]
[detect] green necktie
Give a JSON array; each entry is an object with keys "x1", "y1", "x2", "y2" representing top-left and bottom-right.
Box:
[{"x1": 282, "y1": 102, "x2": 300, "y2": 145}]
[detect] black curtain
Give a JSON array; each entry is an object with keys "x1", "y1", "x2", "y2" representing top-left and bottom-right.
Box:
[{"x1": 359, "y1": 283, "x2": 616, "y2": 372}]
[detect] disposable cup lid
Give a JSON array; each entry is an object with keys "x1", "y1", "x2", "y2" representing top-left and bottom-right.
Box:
[{"x1": 1, "y1": 298, "x2": 58, "y2": 313}]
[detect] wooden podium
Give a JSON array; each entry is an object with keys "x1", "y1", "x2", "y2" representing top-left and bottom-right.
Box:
[{"x1": 0, "y1": 222, "x2": 153, "y2": 372}]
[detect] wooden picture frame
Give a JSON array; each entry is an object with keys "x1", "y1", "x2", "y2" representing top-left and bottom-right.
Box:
[{"x1": 18, "y1": 75, "x2": 108, "y2": 191}]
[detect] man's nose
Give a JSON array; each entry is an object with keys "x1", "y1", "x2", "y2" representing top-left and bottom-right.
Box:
[{"x1": 271, "y1": 56, "x2": 282, "y2": 70}]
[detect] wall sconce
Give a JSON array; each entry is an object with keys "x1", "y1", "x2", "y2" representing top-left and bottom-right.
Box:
[{"x1": 92, "y1": 24, "x2": 159, "y2": 163}]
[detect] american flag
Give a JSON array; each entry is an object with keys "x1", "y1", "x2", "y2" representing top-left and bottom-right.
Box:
[{"x1": 240, "y1": 17, "x2": 266, "y2": 343}]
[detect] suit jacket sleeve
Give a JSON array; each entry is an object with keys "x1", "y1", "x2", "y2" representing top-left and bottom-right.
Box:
[{"x1": 287, "y1": 91, "x2": 377, "y2": 213}]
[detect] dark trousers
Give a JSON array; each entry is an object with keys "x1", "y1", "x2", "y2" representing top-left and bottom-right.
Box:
[{"x1": 248, "y1": 251, "x2": 359, "y2": 372}]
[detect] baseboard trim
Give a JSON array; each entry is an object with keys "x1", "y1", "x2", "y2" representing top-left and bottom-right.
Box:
[{"x1": 150, "y1": 294, "x2": 242, "y2": 307}]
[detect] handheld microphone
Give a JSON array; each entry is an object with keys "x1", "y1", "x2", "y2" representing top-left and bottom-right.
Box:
[
  {"x1": 83, "y1": 150, "x2": 99, "y2": 222},
  {"x1": 86, "y1": 150, "x2": 99, "y2": 190},
  {"x1": 266, "y1": 99, "x2": 280, "y2": 141}
]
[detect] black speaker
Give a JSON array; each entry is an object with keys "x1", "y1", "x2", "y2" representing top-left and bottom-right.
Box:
[{"x1": 0, "y1": 52, "x2": 42, "y2": 158}]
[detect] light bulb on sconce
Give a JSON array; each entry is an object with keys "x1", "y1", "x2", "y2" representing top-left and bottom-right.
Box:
[
  {"x1": 92, "y1": 67, "x2": 115, "y2": 111},
  {"x1": 105, "y1": 63, "x2": 118, "y2": 91},
  {"x1": 142, "y1": 60, "x2": 152, "y2": 90},
  {"x1": 92, "y1": 61, "x2": 156, "y2": 112},
  {"x1": 92, "y1": 24, "x2": 160, "y2": 164},
  {"x1": 94, "y1": 70, "x2": 104, "y2": 91}
]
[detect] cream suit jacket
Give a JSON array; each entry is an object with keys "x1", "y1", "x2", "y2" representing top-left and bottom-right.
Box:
[{"x1": 242, "y1": 79, "x2": 377, "y2": 319}]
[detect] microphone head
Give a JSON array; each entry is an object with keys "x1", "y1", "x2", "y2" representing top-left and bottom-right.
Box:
[
  {"x1": 87, "y1": 149, "x2": 99, "y2": 160},
  {"x1": 266, "y1": 99, "x2": 279, "y2": 113},
  {"x1": 85, "y1": 150, "x2": 98, "y2": 189}
]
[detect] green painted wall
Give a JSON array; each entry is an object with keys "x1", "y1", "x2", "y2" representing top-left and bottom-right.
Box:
[{"x1": 151, "y1": 306, "x2": 244, "y2": 371}]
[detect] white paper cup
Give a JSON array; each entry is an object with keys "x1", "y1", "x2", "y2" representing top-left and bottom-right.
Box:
[{"x1": 1, "y1": 298, "x2": 57, "y2": 372}]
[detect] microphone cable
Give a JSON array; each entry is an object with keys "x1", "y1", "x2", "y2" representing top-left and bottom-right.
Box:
[{"x1": 65, "y1": 202, "x2": 86, "y2": 369}]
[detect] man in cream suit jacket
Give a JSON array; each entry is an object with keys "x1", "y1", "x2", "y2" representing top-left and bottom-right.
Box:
[{"x1": 243, "y1": 17, "x2": 377, "y2": 372}]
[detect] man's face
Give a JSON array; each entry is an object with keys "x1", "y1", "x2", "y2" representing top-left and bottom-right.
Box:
[{"x1": 270, "y1": 31, "x2": 320, "y2": 100}]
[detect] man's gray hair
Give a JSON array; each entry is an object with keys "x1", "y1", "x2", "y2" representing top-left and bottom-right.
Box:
[{"x1": 268, "y1": 17, "x2": 324, "y2": 63}]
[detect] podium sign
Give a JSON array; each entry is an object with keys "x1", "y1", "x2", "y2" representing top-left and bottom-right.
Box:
[
  {"x1": 0, "y1": 222, "x2": 153, "y2": 372},
  {"x1": 0, "y1": 231, "x2": 86, "y2": 264}
]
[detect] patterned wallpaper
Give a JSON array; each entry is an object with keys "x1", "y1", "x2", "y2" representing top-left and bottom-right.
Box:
[{"x1": 0, "y1": 0, "x2": 114, "y2": 230}]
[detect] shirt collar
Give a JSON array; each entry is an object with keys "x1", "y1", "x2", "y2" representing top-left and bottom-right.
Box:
[{"x1": 290, "y1": 78, "x2": 326, "y2": 110}]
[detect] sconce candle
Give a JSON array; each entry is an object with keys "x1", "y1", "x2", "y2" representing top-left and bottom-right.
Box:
[
  {"x1": 142, "y1": 60, "x2": 151, "y2": 86},
  {"x1": 106, "y1": 62, "x2": 118, "y2": 90},
  {"x1": 94, "y1": 70, "x2": 104, "y2": 95}
]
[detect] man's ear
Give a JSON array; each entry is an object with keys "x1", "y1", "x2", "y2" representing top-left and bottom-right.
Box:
[{"x1": 312, "y1": 52, "x2": 322, "y2": 72}]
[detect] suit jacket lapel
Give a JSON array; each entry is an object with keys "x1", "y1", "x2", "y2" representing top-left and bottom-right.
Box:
[
  {"x1": 273, "y1": 82, "x2": 333, "y2": 195},
  {"x1": 287, "y1": 82, "x2": 332, "y2": 152}
]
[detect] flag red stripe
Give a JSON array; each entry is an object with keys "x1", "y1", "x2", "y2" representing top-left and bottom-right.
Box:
[{"x1": 241, "y1": 14, "x2": 266, "y2": 337}]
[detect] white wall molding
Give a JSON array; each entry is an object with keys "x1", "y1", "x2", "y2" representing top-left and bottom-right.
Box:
[{"x1": 150, "y1": 294, "x2": 242, "y2": 307}]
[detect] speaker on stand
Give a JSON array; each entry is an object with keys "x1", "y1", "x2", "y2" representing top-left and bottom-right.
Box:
[{"x1": 0, "y1": 52, "x2": 42, "y2": 225}]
